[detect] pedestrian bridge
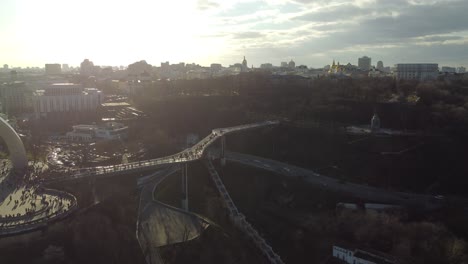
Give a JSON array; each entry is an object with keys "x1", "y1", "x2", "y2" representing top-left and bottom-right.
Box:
[{"x1": 46, "y1": 120, "x2": 279, "y2": 182}]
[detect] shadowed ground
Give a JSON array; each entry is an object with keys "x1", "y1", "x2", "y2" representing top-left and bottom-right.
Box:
[{"x1": 137, "y1": 167, "x2": 210, "y2": 263}]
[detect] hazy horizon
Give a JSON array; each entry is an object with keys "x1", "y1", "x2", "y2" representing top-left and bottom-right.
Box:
[{"x1": 1, "y1": 0, "x2": 468, "y2": 68}]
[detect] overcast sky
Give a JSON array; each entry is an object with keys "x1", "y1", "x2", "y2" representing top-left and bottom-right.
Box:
[{"x1": 1, "y1": 0, "x2": 468, "y2": 68}]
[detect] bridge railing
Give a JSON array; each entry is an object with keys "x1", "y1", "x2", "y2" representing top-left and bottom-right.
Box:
[
  {"x1": 0, "y1": 188, "x2": 78, "y2": 236},
  {"x1": 203, "y1": 159, "x2": 284, "y2": 264},
  {"x1": 45, "y1": 121, "x2": 279, "y2": 183}
]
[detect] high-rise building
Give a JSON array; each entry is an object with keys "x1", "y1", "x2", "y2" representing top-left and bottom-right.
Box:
[
  {"x1": 80, "y1": 59, "x2": 95, "y2": 76},
  {"x1": 457, "y1": 66, "x2": 466, "y2": 74},
  {"x1": 62, "y1": 64, "x2": 70, "y2": 72},
  {"x1": 376, "y1": 61, "x2": 384, "y2": 71},
  {"x1": 394, "y1": 63, "x2": 439, "y2": 81},
  {"x1": 0, "y1": 81, "x2": 33, "y2": 115},
  {"x1": 45, "y1": 63, "x2": 62, "y2": 75},
  {"x1": 358, "y1": 56, "x2": 371, "y2": 70}
]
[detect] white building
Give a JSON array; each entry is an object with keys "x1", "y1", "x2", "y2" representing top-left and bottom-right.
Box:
[
  {"x1": 441, "y1": 66, "x2": 456, "y2": 73},
  {"x1": 260, "y1": 63, "x2": 273, "y2": 69},
  {"x1": 394, "y1": 63, "x2": 438, "y2": 81},
  {"x1": 187, "y1": 69, "x2": 211, "y2": 79},
  {"x1": 332, "y1": 245, "x2": 397, "y2": 264},
  {"x1": 32, "y1": 83, "x2": 103, "y2": 118},
  {"x1": 66, "y1": 122, "x2": 128, "y2": 142},
  {"x1": 457, "y1": 66, "x2": 466, "y2": 74},
  {"x1": 368, "y1": 67, "x2": 384, "y2": 78}
]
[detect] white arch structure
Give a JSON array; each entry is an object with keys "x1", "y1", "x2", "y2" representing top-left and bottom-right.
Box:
[{"x1": 0, "y1": 117, "x2": 27, "y2": 170}]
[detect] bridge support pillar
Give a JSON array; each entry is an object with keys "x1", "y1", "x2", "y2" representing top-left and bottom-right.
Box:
[
  {"x1": 220, "y1": 136, "x2": 226, "y2": 166},
  {"x1": 89, "y1": 173, "x2": 97, "y2": 204},
  {"x1": 181, "y1": 163, "x2": 188, "y2": 211}
]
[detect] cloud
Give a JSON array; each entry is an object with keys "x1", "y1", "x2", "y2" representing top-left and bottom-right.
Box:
[
  {"x1": 197, "y1": 0, "x2": 220, "y2": 10},
  {"x1": 232, "y1": 31, "x2": 265, "y2": 39},
  {"x1": 212, "y1": 0, "x2": 468, "y2": 67},
  {"x1": 355, "y1": 1, "x2": 468, "y2": 40},
  {"x1": 293, "y1": 4, "x2": 364, "y2": 22},
  {"x1": 417, "y1": 35, "x2": 464, "y2": 43},
  {"x1": 48, "y1": 0, "x2": 468, "y2": 67}
]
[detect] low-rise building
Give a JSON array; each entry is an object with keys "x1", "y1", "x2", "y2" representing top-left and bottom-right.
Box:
[
  {"x1": 394, "y1": 63, "x2": 438, "y2": 81},
  {"x1": 368, "y1": 67, "x2": 385, "y2": 78},
  {"x1": 332, "y1": 245, "x2": 397, "y2": 264},
  {"x1": 260, "y1": 63, "x2": 273, "y2": 69},
  {"x1": 66, "y1": 122, "x2": 128, "y2": 142},
  {"x1": 441, "y1": 66, "x2": 456, "y2": 73},
  {"x1": 45, "y1": 63, "x2": 62, "y2": 75},
  {"x1": 32, "y1": 83, "x2": 103, "y2": 119}
]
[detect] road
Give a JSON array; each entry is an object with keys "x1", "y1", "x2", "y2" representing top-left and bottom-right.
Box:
[{"x1": 224, "y1": 151, "x2": 447, "y2": 209}]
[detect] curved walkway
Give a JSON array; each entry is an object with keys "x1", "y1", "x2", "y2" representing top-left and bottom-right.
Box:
[
  {"x1": 136, "y1": 166, "x2": 211, "y2": 263},
  {"x1": 0, "y1": 186, "x2": 77, "y2": 236},
  {"x1": 45, "y1": 121, "x2": 279, "y2": 183},
  {"x1": 0, "y1": 161, "x2": 78, "y2": 236}
]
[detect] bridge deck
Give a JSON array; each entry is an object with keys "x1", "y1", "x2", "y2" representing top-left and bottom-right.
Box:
[{"x1": 46, "y1": 121, "x2": 279, "y2": 183}]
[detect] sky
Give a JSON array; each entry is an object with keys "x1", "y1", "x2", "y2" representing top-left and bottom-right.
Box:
[{"x1": 1, "y1": 0, "x2": 468, "y2": 68}]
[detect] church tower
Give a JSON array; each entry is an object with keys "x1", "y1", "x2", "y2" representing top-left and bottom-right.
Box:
[{"x1": 242, "y1": 56, "x2": 247, "y2": 68}]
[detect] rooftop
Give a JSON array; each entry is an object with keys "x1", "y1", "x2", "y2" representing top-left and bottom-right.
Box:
[
  {"x1": 51, "y1": 83, "x2": 77, "y2": 86},
  {"x1": 354, "y1": 249, "x2": 396, "y2": 264},
  {"x1": 101, "y1": 102, "x2": 131, "y2": 107}
]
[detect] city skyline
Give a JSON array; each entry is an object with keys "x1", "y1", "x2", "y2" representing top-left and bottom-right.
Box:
[{"x1": 1, "y1": 0, "x2": 468, "y2": 68}]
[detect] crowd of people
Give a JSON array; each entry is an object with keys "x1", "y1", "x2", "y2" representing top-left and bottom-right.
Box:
[{"x1": 0, "y1": 162, "x2": 72, "y2": 226}]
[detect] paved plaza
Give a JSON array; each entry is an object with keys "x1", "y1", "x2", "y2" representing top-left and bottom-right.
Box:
[{"x1": 0, "y1": 159, "x2": 76, "y2": 234}]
